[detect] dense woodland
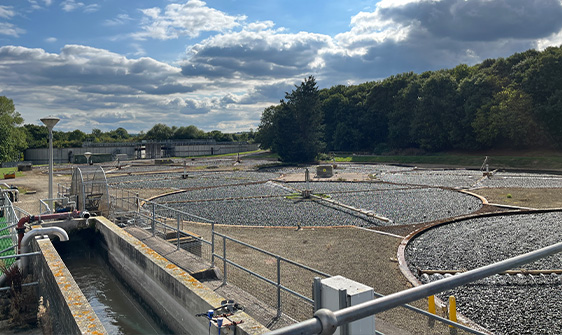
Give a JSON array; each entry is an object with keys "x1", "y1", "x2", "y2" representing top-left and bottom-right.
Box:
[{"x1": 258, "y1": 45, "x2": 562, "y2": 160}]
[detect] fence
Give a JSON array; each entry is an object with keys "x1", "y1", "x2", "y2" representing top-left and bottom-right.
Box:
[
  {"x1": 106, "y1": 188, "x2": 331, "y2": 321},
  {"x1": 106, "y1": 189, "x2": 496, "y2": 331},
  {"x1": 0, "y1": 191, "x2": 35, "y2": 282},
  {"x1": 268, "y1": 240, "x2": 562, "y2": 334}
]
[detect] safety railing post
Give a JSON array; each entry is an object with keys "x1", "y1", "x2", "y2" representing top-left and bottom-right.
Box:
[
  {"x1": 277, "y1": 256, "x2": 282, "y2": 318},
  {"x1": 176, "y1": 213, "x2": 181, "y2": 250},
  {"x1": 222, "y1": 236, "x2": 227, "y2": 286},
  {"x1": 313, "y1": 277, "x2": 322, "y2": 312},
  {"x1": 211, "y1": 221, "x2": 215, "y2": 267},
  {"x1": 152, "y1": 202, "x2": 156, "y2": 237}
]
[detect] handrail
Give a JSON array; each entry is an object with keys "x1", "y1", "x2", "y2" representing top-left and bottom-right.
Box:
[
  {"x1": 112, "y1": 189, "x2": 486, "y2": 329},
  {"x1": 267, "y1": 240, "x2": 562, "y2": 335},
  {"x1": 214, "y1": 232, "x2": 331, "y2": 278}
]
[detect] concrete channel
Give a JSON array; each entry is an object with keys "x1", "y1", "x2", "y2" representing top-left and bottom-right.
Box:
[{"x1": 28, "y1": 216, "x2": 269, "y2": 335}]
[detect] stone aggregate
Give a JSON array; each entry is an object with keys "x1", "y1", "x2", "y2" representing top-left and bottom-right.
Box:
[
  {"x1": 154, "y1": 197, "x2": 382, "y2": 227},
  {"x1": 379, "y1": 169, "x2": 483, "y2": 188},
  {"x1": 286, "y1": 181, "x2": 410, "y2": 193},
  {"x1": 405, "y1": 211, "x2": 562, "y2": 334},
  {"x1": 331, "y1": 187, "x2": 482, "y2": 224},
  {"x1": 475, "y1": 172, "x2": 562, "y2": 188},
  {"x1": 154, "y1": 182, "x2": 292, "y2": 202},
  {"x1": 108, "y1": 171, "x2": 281, "y2": 189}
]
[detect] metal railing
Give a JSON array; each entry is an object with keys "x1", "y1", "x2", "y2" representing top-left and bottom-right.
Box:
[
  {"x1": 108, "y1": 189, "x2": 331, "y2": 321},
  {"x1": 214, "y1": 231, "x2": 330, "y2": 320},
  {"x1": 106, "y1": 189, "x2": 498, "y2": 330},
  {"x1": 267, "y1": 241, "x2": 562, "y2": 335},
  {"x1": 0, "y1": 192, "x2": 19, "y2": 254}
]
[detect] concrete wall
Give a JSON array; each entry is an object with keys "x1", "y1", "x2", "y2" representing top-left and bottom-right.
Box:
[
  {"x1": 93, "y1": 216, "x2": 268, "y2": 335},
  {"x1": 24, "y1": 142, "x2": 260, "y2": 164},
  {"x1": 31, "y1": 235, "x2": 107, "y2": 335},
  {"x1": 24, "y1": 146, "x2": 137, "y2": 165}
]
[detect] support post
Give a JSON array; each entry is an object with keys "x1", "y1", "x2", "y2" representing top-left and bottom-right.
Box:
[
  {"x1": 428, "y1": 295, "x2": 436, "y2": 327},
  {"x1": 313, "y1": 277, "x2": 322, "y2": 312},
  {"x1": 448, "y1": 296, "x2": 457, "y2": 326},
  {"x1": 276, "y1": 256, "x2": 282, "y2": 318},
  {"x1": 338, "y1": 288, "x2": 349, "y2": 335},
  {"x1": 222, "y1": 236, "x2": 227, "y2": 286},
  {"x1": 177, "y1": 213, "x2": 181, "y2": 250},
  {"x1": 152, "y1": 202, "x2": 156, "y2": 237},
  {"x1": 211, "y1": 221, "x2": 215, "y2": 267}
]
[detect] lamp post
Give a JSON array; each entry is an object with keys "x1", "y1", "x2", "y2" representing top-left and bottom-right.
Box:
[
  {"x1": 40, "y1": 116, "x2": 60, "y2": 213},
  {"x1": 84, "y1": 152, "x2": 92, "y2": 165}
]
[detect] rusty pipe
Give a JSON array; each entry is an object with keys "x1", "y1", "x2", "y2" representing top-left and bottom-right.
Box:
[{"x1": 17, "y1": 210, "x2": 88, "y2": 253}]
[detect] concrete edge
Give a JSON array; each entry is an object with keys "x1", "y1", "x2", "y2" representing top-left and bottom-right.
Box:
[
  {"x1": 93, "y1": 216, "x2": 269, "y2": 335},
  {"x1": 33, "y1": 237, "x2": 107, "y2": 335}
]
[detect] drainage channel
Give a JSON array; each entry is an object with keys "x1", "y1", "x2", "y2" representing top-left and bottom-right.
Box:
[{"x1": 53, "y1": 231, "x2": 172, "y2": 335}]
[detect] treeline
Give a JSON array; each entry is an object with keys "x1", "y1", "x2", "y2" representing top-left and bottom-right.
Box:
[
  {"x1": 23, "y1": 123, "x2": 255, "y2": 149},
  {"x1": 259, "y1": 45, "x2": 562, "y2": 157},
  {"x1": 0, "y1": 95, "x2": 254, "y2": 162},
  {"x1": 23, "y1": 123, "x2": 254, "y2": 148}
]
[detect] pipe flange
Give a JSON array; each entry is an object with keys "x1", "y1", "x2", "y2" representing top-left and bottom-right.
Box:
[{"x1": 314, "y1": 308, "x2": 337, "y2": 335}]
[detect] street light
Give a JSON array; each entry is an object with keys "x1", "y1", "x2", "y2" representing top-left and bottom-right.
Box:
[
  {"x1": 40, "y1": 116, "x2": 60, "y2": 213},
  {"x1": 84, "y1": 152, "x2": 92, "y2": 165}
]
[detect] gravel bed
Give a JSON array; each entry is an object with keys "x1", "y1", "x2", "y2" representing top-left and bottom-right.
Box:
[
  {"x1": 335, "y1": 163, "x2": 414, "y2": 174},
  {"x1": 154, "y1": 182, "x2": 293, "y2": 202},
  {"x1": 285, "y1": 181, "x2": 413, "y2": 193},
  {"x1": 379, "y1": 169, "x2": 483, "y2": 188},
  {"x1": 405, "y1": 211, "x2": 562, "y2": 334},
  {"x1": 476, "y1": 172, "x2": 562, "y2": 188},
  {"x1": 150, "y1": 197, "x2": 382, "y2": 227},
  {"x1": 108, "y1": 171, "x2": 281, "y2": 189},
  {"x1": 330, "y1": 188, "x2": 482, "y2": 225}
]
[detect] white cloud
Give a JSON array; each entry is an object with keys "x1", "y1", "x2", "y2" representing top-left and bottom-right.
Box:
[
  {"x1": 134, "y1": 0, "x2": 246, "y2": 40},
  {"x1": 60, "y1": 0, "x2": 99, "y2": 13},
  {"x1": 182, "y1": 27, "x2": 334, "y2": 79},
  {"x1": 0, "y1": 22, "x2": 25, "y2": 37},
  {"x1": 104, "y1": 14, "x2": 133, "y2": 27},
  {"x1": 0, "y1": 5, "x2": 15, "y2": 19},
  {"x1": 0, "y1": 44, "x2": 264, "y2": 133}
]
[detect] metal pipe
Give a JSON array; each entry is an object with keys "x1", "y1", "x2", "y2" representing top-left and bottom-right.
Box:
[
  {"x1": 16, "y1": 210, "x2": 88, "y2": 252},
  {"x1": 20, "y1": 227, "x2": 69, "y2": 274},
  {"x1": 266, "y1": 240, "x2": 562, "y2": 335}
]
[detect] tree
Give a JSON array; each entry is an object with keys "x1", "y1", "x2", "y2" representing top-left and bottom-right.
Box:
[
  {"x1": 23, "y1": 124, "x2": 48, "y2": 149},
  {"x1": 256, "y1": 105, "x2": 282, "y2": 149},
  {"x1": 144, "y1": 123, "x2": 173, "y2": 140},
  {"x1": 173, "y1": 125, "x2": 205, "y2": 140},
  {"x1": 410, "y1": 72, "x2": 459, "y2": 151},
  {"x1": 473, "y1": 87, "x2": 541, "y2": 148},
  {"x1": 0, "y1": 96, "x2": 27, "y2": 162},
  {"x1": 272, "y1": 76, "x2": 324, "y2": 162}
]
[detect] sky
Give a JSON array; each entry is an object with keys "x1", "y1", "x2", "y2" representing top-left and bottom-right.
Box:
[{"x1": 1, "y1": 0, "x2": 562, "y2": 134}]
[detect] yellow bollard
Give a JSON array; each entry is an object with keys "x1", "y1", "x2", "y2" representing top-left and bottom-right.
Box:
[
  {"x1": 428, "y1": 295, "x2": 436, "y2": 314},
  {"x1": 448, "y1": 296, "x2": 457, "y2": 327},
  {"x1": 427, "y1": 295, "x2": 436, "y2": 327}
]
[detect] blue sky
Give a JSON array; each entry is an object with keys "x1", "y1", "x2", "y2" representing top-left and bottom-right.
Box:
[{"x1": 1, "y1": 0, "x2": 562, "y2": 134}]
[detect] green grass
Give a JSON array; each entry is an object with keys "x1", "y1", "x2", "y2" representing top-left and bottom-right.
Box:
[
  {"x1": 332, "y1": 153, "x2": 562, "y2": 171},
  {"x1": 0, "y1": 167, "x2": 24, "y2": 180}
]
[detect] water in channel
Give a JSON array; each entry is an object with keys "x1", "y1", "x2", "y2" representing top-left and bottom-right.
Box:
[{"x1": 55, "y1": 232, "x2": 172, "y2": 335}]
